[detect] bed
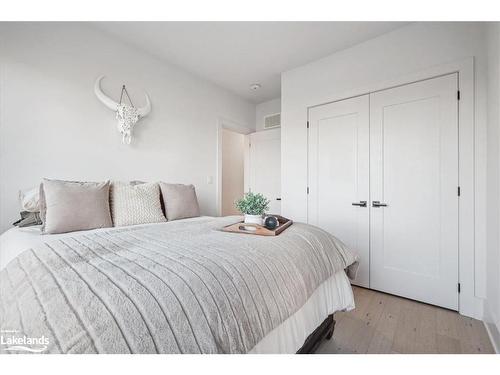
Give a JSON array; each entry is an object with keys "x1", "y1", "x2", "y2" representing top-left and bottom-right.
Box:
[{"x1": 0, "y1": 216, "x2": 357, "y2": 354}]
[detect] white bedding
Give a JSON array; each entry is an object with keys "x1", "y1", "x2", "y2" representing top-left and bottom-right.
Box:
[
  {"x1": 0, "y1": 218, "x2": 355, "y2": 353},
  {"x1": 0, "y1": 219, "x2": 206, "y2": 271}
]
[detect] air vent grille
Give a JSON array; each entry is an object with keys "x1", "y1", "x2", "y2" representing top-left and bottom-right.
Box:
[{"x1": 264, "y1": 113, "x2": 281, "y2": 129}]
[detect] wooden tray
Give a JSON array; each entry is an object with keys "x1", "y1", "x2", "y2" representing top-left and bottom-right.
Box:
[{"x1": 220, "y1": 215, "x2": 293, "y2": 236}]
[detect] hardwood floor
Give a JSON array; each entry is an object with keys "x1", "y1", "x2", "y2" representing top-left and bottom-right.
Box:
[{"x1": 316, "y1": 286, "x2": 495, "y2": 354}]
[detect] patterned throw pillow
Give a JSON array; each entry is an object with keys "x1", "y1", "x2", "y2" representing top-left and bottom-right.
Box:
[{"x1": 110, "y1": 182, "x2": 166, "y2": 227}]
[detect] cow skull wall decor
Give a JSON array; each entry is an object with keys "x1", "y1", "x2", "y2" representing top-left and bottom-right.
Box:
[{"x1": 94, "y1": 75, "x2": 151, "y2": 144}]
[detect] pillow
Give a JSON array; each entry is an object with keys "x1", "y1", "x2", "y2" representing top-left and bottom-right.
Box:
[
  {"x1": 159, "y1": 183, "x2": 200, "y2": 221},
  {"x1": 125, "y1": 180, "x2": 168, "y2": 217},
  {"x1": 19, "y1": 187, "x2": 40, "y2": 212},
  {"x1": 110, "y1": 181, "x2": 166, "y2": 227},
  {"x1": 13, "y1": 211, "x2": 42, "y2": 228},
  {"x1": 39, "y1": 179, "x2": 112, "y2": 234}
]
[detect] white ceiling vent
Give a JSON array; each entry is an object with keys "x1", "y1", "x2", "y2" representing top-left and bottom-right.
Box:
[{"x1": 264, "y1": 113, "x2": 281, "y2": 129}]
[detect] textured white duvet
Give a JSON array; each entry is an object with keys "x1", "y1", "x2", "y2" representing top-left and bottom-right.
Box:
[
  {"x1": 1, "y1": 221, "x2": 186, "y2": 271},
  {"x1": 0, "y1": 217, "x2": 356, "y2": 353}
]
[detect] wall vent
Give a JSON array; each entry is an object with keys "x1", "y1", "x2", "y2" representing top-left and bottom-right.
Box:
[{"x1": 264, "y1": 113, "x2": 281, "y2": 129}]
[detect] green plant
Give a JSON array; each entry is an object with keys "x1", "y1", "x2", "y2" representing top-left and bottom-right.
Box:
[{"x1": 235, "y1": 192, "x2": 270, "y2": 215}]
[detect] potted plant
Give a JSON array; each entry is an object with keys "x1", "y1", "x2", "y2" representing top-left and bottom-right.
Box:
[{"x1": 235, "y1": 192, "x2": 270, "y2": 225}]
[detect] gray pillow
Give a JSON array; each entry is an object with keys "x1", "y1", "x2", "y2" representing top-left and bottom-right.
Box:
[
  {"x1": 159, "y1": 183, "x2": 200, "y2": 221},
  {"x1": 13, "y1": 211, "x2": 42, "y2": 227},
  {"x1": 39, "y1": 179, "x2": 112, "y2": 234}
]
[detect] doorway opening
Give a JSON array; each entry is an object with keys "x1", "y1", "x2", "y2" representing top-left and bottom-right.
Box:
[
  {"x1": 217, "y1": 119, "x2": 251, "y2": 216},
  {"x1": 220, "y1": 128, "x2": 246, "y2": 215},
  {"x1": 217, "y1": 119, "x2": 282, "y2": 217}
]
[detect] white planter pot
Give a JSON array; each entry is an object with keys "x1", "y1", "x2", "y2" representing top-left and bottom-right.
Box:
[{"x1": 244, "y1": 214, "x2": 263, "y2": 226}]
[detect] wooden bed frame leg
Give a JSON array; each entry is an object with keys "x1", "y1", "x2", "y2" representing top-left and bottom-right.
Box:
[
  {"x1": 296, "y1": 314, "x2": 336, "y2": 353},
  {"x1": 325, "y1": 317, "x2": 335, "y2": 340}
]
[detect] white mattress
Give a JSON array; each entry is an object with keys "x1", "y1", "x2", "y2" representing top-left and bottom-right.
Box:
[
  {"x1": 0, "y1": 220, "x2": 355, "y2": 353},
  {"x1": 250, "y1": 270, "x2": 354, "y2": 353}
]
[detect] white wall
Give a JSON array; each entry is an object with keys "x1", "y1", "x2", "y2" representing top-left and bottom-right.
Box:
[
  {"x1": 485, "y1": 22, "x2": 500, "y2": 350},
  {"x1": 0, "y1": 23, "x2": 256, "y2": 232},
  {"x1": 255, "y1": 98, "x2": 281, "y2": 131},
  {"x1": 221, "y1": 128, "x2": 245, "y2": 215},
  {"x1": 281, "y1": 22, "x2": 490, "y2": 314}
]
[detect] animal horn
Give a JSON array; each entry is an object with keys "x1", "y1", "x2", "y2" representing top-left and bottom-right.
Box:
[
  {"x1": 94, "y1": 75, "x2": 119, "y2": 111},
  {"x1": 137, "y1": 93, "x2": 151, "y2": 117}
]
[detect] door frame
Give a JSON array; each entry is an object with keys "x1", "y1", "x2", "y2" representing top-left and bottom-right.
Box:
[
  {"x1": 216, "y1": 117, "x2": 252, "y2": 217},
  {"x1": 306, "y1": 57, "x2": 482, "y2": 319}
]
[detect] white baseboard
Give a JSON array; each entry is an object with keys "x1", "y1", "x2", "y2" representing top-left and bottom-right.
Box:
[{"x1": 484, "y1": 321, "x2": 500, "y2": 354}]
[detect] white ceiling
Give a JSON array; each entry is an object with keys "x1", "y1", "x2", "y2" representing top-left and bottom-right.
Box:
[{"x1": 95, "y1": 22, "x2": 410, "y2": 104}]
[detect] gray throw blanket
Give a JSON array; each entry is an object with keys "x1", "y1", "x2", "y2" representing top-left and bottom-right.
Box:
[{"x1": 0, "y1": 216, "x2": 357, "y2": 354}]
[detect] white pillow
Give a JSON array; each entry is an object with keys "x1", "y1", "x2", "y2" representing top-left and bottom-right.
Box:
[
  {"x1": 19, "y1": 187, "x2": 40, "y2": 212},
  {"x1": 110, "y1": 182, "x2": 166, "y2": 227}
]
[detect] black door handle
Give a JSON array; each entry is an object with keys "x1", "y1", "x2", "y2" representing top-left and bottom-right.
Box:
[
  {"x1": 352, "y1": 201, "x2": 367, "y2": 207},
  {"x1": 372, "y1": 201, "x2": 388, "y2": 207},
  {"x1": 276, "y1": 198, "x2": 281, "y2": 201}
]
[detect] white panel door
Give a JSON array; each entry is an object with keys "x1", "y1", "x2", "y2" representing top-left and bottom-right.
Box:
[
  {"x1": 370, "y1": 74, "x2": 459, "y2": 310},
  {"x1": 308, "y1": 95, "x2": 370, "y2": 287},
  {"x1": 248, "y1": 128, "x2": 281, "y2": 214}
]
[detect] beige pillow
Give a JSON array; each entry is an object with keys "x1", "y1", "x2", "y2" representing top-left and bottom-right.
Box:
[
  {"x1": 159, "y1": 183, "x2": 200, "y2": 221},
  {"x1": 40, "y1": 179, "x2": 112, "y2": 234},
  {"x1": 110, "y1": 182, "x2": 166, "y2": 227}
]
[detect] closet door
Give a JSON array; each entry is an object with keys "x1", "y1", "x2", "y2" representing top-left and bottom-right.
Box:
[
  {"x1": 370, "y1": 74, "x2": 459, "y2": 310},
  {"x1": 308, "y1": 95, "x2": 370, "y2": 287}
]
